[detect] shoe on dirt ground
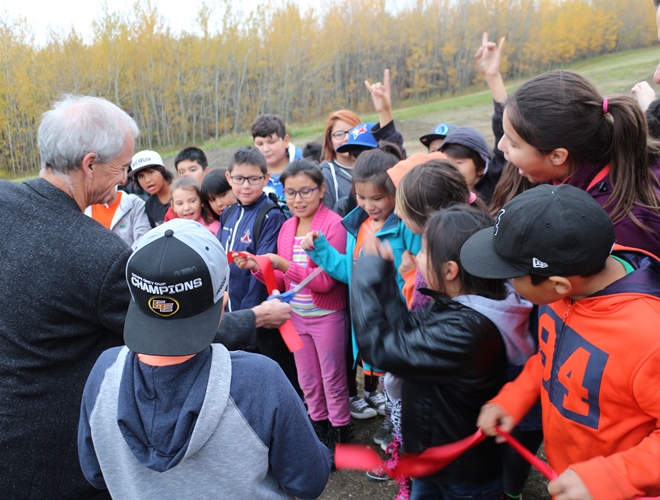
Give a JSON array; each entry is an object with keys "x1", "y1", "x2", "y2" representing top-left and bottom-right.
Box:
[
  {"x1": 373, "y1": 415, "x2": 393, "y2": 446},
  {"x1": 349, "y1": 396, "x2": 377, "y2": 420},
  {"x1": 365, "y1": 391, "x2": 387, "y2": 416}
]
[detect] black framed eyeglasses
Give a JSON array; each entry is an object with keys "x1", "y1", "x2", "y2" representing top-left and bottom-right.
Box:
[
  {"x1": 331, "y1": 130, "x2": 351, "y2": 140},
  {"x1": 283, "y1": 186, "x2": 320, "y2": 199},
  {"x1": 230, "y1": 175, "x2": 264, "y2": 185}
]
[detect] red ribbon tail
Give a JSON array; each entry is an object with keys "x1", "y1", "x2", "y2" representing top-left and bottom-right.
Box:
[{"x1": 279, "y1": 320, "x2": 304, "y2": 352}]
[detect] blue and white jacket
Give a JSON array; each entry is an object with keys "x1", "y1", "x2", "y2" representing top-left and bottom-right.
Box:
[
  {"x1": 264, "y1": 144, "x2": 303, "y2": 212},
  {"x1": 78, "y1": 344, "x2": 330, "y2": 499},
  {"x1": 219, "y1": 193, "x2": 287, "y2": 311}
]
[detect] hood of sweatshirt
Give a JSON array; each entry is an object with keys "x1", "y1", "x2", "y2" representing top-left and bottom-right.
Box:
[
  {"x1": 116, "y1": 346, "x2": 227, "y2": 472},
  {"x1": 454, "y1": 286, "x2": 535, "y2": 366}
]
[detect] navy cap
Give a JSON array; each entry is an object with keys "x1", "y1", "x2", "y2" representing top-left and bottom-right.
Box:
[{"x1": 440, "y1": 127, "x2": 492, "y2": 164}]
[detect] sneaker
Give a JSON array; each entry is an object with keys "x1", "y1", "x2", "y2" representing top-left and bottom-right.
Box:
[
  {"x1": 380, "y1": 430, "x2": 394, "y2": 452},
  {"x1": 365, "y1": 466, "x2": 392, "y2": 482},
  {"x1": 373, "y1": 417, "x2": 393, "y2": 446},
  {"x1": 365, "y1": 391, "x2": 387, "y2": 416},
  {"x1": 350, "y1": 396, "x2": 377, "y2": 420}
]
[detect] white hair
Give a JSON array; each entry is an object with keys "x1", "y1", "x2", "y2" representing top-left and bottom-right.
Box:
[{"x1": 38, "y1": 95, "x2": 139, "y2": 173}]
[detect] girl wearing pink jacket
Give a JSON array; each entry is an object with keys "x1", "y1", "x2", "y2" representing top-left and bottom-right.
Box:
[{"x1": 234, "y1": 159, "x2": 351, "y2": 456}]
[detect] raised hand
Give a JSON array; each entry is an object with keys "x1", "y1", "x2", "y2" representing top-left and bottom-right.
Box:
[
  {"x1": 365, "y1": 69, "x2": 393, "y2": 126},
  {"x1": 475, "y1": 32, "x2": 505, "y2": 79},
  {"x1": 475, "y1": 32, "x2": 507, "y2": 102},
  {"x1": 631, "y1": 81, "x2": 656, "y2": 112}
]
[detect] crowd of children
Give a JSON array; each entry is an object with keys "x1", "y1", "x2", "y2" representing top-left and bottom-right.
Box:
[{"x1": 77, "y1": 27, "x2": 660, "y2": 500}]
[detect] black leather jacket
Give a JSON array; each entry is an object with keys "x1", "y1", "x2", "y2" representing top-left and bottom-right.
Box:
[{"x1": 352, "y1": 255, "x2": 507, "y2": 484}]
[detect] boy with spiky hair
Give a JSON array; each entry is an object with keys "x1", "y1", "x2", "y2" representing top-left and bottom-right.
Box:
[{"x1": 250, "y1": 114, "x2": 302, "y2": 211}]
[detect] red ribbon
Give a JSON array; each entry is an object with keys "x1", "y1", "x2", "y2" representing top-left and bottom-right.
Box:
[
  {"x1": 336, "y1": 429, "x2": 659, "y2": 499},
  {"x1": 335, "y1": 430, "x2": 486, "y2": 477},
  {"x1": 227, "y1": 251, "x2": 304, "y2": 352},
  {"x1": 495, "y1": 426, "x2": 557, "y2": 481}
]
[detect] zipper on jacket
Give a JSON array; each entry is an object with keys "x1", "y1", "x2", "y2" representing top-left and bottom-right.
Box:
[
  {"x1": 226, "y1": 206, "x2": 245, "y2": 311},
  {"x1": 548, "y1": 301, "x2": 573, "y2": 403}
]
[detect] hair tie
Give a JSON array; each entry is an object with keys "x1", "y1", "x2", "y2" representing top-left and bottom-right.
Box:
[
  {"x1": 468, "y1": 192, "x2": 477, "y2": 204},
  {"x1": 602, "y1": 97, "x2": 609, "y2": 114}
]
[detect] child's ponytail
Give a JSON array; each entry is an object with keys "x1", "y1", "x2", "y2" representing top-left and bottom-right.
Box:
[{"x1": 605, "y1": 95, "x2": 660, "y2": 224}]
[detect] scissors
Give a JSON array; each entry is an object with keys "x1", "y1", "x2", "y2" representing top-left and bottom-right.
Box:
[{"x1": 267, "y1": 266, "x2": 325, "y2": 303}]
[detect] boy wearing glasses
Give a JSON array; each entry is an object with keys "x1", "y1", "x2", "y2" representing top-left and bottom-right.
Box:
[{"x1": 220, "y1": 146, "x2": 300, "y2": 394}]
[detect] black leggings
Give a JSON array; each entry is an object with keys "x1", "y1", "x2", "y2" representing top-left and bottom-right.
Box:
[
  {"x1": 503, "y1": 428, "x2": 544, "y2": 496},
  {"x1": 345, "y1": 331, "x2": 379, "y2": 396}
]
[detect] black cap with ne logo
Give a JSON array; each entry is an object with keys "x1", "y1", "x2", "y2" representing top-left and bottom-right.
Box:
[
  {"x1": 460, "y1": 184, "x2": 616, "y2": 279},
  {"x1": 124, "y1": 219, "x2": 229, "y2": 356}
]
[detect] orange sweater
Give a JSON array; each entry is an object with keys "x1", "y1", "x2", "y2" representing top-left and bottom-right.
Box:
[{"x1": 492, "y1": 248, "x2": 660, "y2": 499}]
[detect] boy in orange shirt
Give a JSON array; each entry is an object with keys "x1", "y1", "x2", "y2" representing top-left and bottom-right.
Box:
[{"x1": 461, "y1": 184, "x2": 660, "y2": 500}]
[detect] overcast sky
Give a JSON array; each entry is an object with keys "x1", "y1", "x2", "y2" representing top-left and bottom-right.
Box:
[{"x1": 0, "y1": 0, "x2": 328, "y2": 45}]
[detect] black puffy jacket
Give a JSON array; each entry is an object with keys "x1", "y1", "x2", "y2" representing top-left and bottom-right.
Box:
[{"x1": 352, "y1": 255, "x2": 507, "y2": 485}]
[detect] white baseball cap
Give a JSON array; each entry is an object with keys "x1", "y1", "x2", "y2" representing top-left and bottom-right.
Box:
[{"x1": 130, "y1": 150, "x2": 164, "y2": 176}]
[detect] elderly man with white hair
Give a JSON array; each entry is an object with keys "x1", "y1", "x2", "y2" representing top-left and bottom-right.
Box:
[{"x1": 0, "y1": 95, "x2": 290, "y2": 498}]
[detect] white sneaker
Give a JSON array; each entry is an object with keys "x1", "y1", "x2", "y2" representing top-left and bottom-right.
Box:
[
  {"x1": 350, "y1": 396, "x2": 377, "y2": 419},
  {"x1": 365, "y1": 392, "x2": 387, "y2": 416}
]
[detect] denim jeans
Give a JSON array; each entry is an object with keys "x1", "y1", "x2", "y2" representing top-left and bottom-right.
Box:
[{"x1": 410, "y1": 476, "x2": 502, "y2": 500}]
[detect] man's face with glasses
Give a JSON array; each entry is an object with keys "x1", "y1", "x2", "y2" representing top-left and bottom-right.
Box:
[{"x1": 225, "y1": 163, "x2": 270, "y2": 206}]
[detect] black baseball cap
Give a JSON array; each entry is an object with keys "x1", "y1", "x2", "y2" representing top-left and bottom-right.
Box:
[
  {"x1": 124, "y1": 219, "x2": 229, "y2": 356},
  {"x1": 460, "y1": 184, "x2": 615, "y2": 279},
  {"x1": 419, "y1": 123, "x2": 458, "y2": 148}
]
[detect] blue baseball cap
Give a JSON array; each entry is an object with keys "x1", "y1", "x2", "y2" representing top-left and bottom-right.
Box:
[
  {"x1": 419, "y1": 123, "x2": 458, "y2": 148},
  {"x1": 336, "y1": 122, "x2": 378, "y2": 153}
]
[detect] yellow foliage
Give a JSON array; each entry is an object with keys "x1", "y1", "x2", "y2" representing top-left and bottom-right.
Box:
[{"x1": 0, "y1": 0, "x2": 655, "y2": 174}]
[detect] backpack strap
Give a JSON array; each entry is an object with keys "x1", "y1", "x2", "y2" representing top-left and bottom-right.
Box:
[
  {"x1": 221, "y1": 204, "x2": 238, "y2": 227},
  {"x1": 253, "y1": 201, "x2": 281, "y2": 249}
]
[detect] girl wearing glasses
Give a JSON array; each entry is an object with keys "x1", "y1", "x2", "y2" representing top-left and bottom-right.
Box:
[
  {"x1": 234, "y1": 159, "x2": 352, "y2": 456},
  {"x1": 320, "y1": 69, "x2": 407, "y2": 215}
]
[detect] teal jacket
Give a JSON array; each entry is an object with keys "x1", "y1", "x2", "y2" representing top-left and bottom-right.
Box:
[{"x1": 305, "y1": 206, "x2": 421, "y2": 371}]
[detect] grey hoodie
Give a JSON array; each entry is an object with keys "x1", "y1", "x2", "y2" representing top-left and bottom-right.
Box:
[
  {"x1": 79, "y1": 344, "x2": 331, "y2": 499},
  {"x1": 454, "y1": 286, "x2": 535, "y2": 366}
]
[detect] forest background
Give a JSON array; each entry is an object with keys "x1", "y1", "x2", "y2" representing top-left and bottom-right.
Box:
[{"x1": 0, "y1": 0, "x2": 655, "y2": 177}]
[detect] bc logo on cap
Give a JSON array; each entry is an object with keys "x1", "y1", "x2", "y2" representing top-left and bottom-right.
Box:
[
  {"x1": 434, "y1": 123, "x2": 449, "y2": 135},
  {"x1": 149, "y1": 297, "x2": 180, "y2": 317}
]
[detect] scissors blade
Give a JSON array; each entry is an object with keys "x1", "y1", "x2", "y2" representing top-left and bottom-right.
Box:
[{"x1": 290, "y1": 266, "x2": 325, "y2": 294}]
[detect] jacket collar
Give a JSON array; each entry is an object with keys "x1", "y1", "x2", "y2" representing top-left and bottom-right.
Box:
[
  {"x1": 25, "y1": 177, "x2": 81, "y2": 212},
  {"x1": 341, "y1": 206, "x2": 401, "y2": 237}
]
